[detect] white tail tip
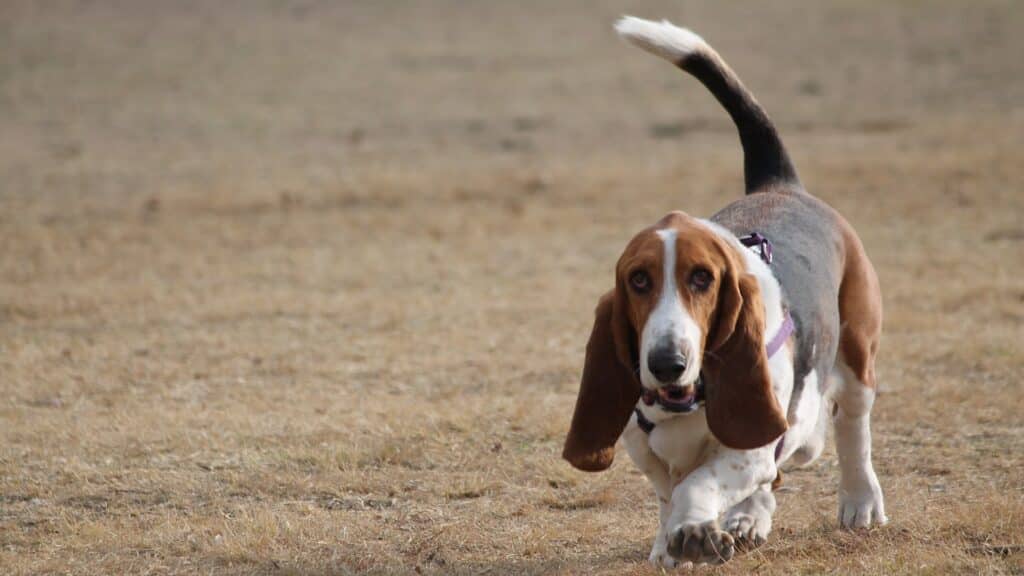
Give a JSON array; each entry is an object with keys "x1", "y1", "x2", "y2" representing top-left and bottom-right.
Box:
[{"x1": 614, "y1": 16, "x2": 707, "y2": 63}]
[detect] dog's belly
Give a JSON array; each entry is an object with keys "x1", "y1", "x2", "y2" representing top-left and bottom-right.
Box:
[{"x1": 647, "y1": 411, "x2": 714, "y2": 481}]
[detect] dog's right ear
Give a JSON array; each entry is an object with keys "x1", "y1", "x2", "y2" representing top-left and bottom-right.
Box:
[
  {"x1": 562, "y1": 289, "x2": 641, "y2": 472},
  {"x1": 703, "y1": 272, "x2": 787, "y2": 450}
]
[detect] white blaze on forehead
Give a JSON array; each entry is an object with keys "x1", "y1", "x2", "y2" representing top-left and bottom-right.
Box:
[{"x1": 639, "y1": 228, "x2": 703, "y2": 389}]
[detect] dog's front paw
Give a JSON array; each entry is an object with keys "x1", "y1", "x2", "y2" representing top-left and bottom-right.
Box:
[
  {"x1": 667, "y1": 520, "x2": 735, "y2": 565},
  {"x1": 649, "y1": 540, "x2": 697, "y2": 570},
  {"x1": 724, "y1": 510, "x2": 770, "y2": 550},
  {"x1": 724, "y1": 491, "x2": 774, "y2": 551},
  {"x1": 649, "y1": 529, "x2": 689, "y2": 569},
  {"x1": 648, "y1": 546, "x2": 684, "y2": 570}
]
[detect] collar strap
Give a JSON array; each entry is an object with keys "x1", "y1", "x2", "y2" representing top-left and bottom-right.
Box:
[
  {"x1": 635, "y1": 407, "x2": 656, "y2": 434},
  {"x1": 766, "y1": 311, "x2": 795, "y2": 359},
  {"x1": 739, "y1": 232, "x2": 773, "y2": 264},
  {"x1": 739, "y1": 230, "x2": 794, "y2": 358}
]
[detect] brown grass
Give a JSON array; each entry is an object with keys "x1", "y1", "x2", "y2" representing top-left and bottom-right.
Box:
[{"x1": 2, "y1": 1, "x2": 1023, "y2": 574}]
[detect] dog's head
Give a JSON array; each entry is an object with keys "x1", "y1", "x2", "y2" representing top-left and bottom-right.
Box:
[{"x1": 562, "y1": 212, "x2": 787, "y2": 471}]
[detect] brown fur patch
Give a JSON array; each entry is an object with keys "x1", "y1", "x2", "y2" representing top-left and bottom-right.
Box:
[{"x1": 836, "y1": 215, "x2": 883, "y2": 388}]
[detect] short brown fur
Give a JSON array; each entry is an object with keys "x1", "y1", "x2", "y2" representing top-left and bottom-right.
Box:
[{"x1": 836, "y1": 216, "x2": 883, "y2": 389}]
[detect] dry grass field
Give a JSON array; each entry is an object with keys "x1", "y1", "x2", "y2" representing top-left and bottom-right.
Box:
[{"x1": 2, "y1": 1, "x2": 1023, "y2": 574}]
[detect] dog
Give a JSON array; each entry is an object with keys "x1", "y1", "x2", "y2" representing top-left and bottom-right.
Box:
[{"x1": 562, "y1": 17, "x2": 887, "y2": 567}]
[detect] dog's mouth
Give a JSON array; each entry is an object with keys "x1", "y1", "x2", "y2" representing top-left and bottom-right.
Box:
[{"x1": 641, "y1": 382, "x2": 702, "y2": 413}]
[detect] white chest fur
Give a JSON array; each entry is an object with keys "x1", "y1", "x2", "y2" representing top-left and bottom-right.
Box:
[{"x1": 647, "y1": 411, "x2": 713, "y2": 480}]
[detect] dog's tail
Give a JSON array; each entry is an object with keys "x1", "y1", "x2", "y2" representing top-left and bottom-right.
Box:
[{"x1": 615, "y1": 16, "x2": 800, "y2": 194}]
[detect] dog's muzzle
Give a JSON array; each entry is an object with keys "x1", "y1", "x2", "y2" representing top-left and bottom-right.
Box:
[{"x1": 641, "y1": 376, "x2": 705, "y2": 414}]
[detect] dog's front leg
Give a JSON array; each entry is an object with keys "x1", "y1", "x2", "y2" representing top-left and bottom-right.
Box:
[
  {"x1": 664, "y1": 445, "x2": 776, "y2": 565},
  {"x1": 622, "y1": 424, "x2": 682, "y2": 569}
]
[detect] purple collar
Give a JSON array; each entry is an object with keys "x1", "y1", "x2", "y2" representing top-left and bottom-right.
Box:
[
  {"x1": 739, "y1": 231, "x2": 773, "y2": 264},
  {"x1": 766, "y1": 312, "x2": 795, "y2": 358},
  {"x1": 739, "y1": 231, "x2": 793, "y2": 359}
]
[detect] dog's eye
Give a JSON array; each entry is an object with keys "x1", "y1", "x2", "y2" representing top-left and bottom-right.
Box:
[
  {"x1": 689, "y1": 268, "x2": 713, "y2": 292},
  {"x1": 629, "y1": 270, "x2": 652, "y2": 293}
]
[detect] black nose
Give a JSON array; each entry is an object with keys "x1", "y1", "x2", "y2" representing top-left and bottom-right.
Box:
[{"x1": 648, "y1": 348, "x2": 686, "y2": 383}]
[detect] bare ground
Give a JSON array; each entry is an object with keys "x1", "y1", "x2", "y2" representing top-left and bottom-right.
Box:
[{"x1": 1, "y1": 1, "x2": 1023, "y2": 574}]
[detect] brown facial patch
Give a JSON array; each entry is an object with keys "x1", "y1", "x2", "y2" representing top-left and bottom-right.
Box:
[
  {"x1": 613, "y1": 228, "x2": 667, "y2": 351},
  {"x1": 614, "y1": 211, "x2": 736, "y2": 364}
]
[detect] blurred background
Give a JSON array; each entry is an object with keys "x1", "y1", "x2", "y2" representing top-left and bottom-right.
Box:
[{"x1": 2, "y1": 1, "x2": 1022, "y2": 574}]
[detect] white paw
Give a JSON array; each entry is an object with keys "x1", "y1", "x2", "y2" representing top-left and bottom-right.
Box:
[
  {"x1": 839, "y1": 473, "x2": 887, "y2": 529},
  {"x1": 649, "y1": 531, "x2": 693, "y2": 569},
  {"x1": 648, "y1": 545, "x2": 680, "y2": 569},
  {"x1": 667, "y1": 520, "x2": 735, "y2": 565},
  {"x1": 723, "y1": 509, "x2": 771, "y2": 549},
  {"x1": 724, "y1": 488, "x2": 775, "y2": 550}
]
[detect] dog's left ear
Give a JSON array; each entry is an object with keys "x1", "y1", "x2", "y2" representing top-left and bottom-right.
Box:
[
  {"x1": 703, "y1": 270, "x2": 788, "y2": 450},
  {"x1": 562, "y1": 289, "x2": 641, "y2": 472}
]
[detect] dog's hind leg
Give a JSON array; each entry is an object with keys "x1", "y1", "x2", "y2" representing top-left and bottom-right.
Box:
[
  {"x1": 832, "y1": 360, "x2": 886, "y2": 528},
  {"x1": 832, "y1": 236, "x2": 887, "y2": 528}
]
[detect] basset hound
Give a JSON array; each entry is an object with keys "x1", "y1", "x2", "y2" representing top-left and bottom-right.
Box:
[{"x1": 563, "y1": 17, "x2": 887, "y2": 567}]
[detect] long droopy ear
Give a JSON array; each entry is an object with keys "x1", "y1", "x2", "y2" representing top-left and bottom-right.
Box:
[
  {"x1": 703, "y1": 272, "x2": 788, "y2": 450},
  {"x1": 562, "y1": 290, "x2": 641, "y2": 471}
]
